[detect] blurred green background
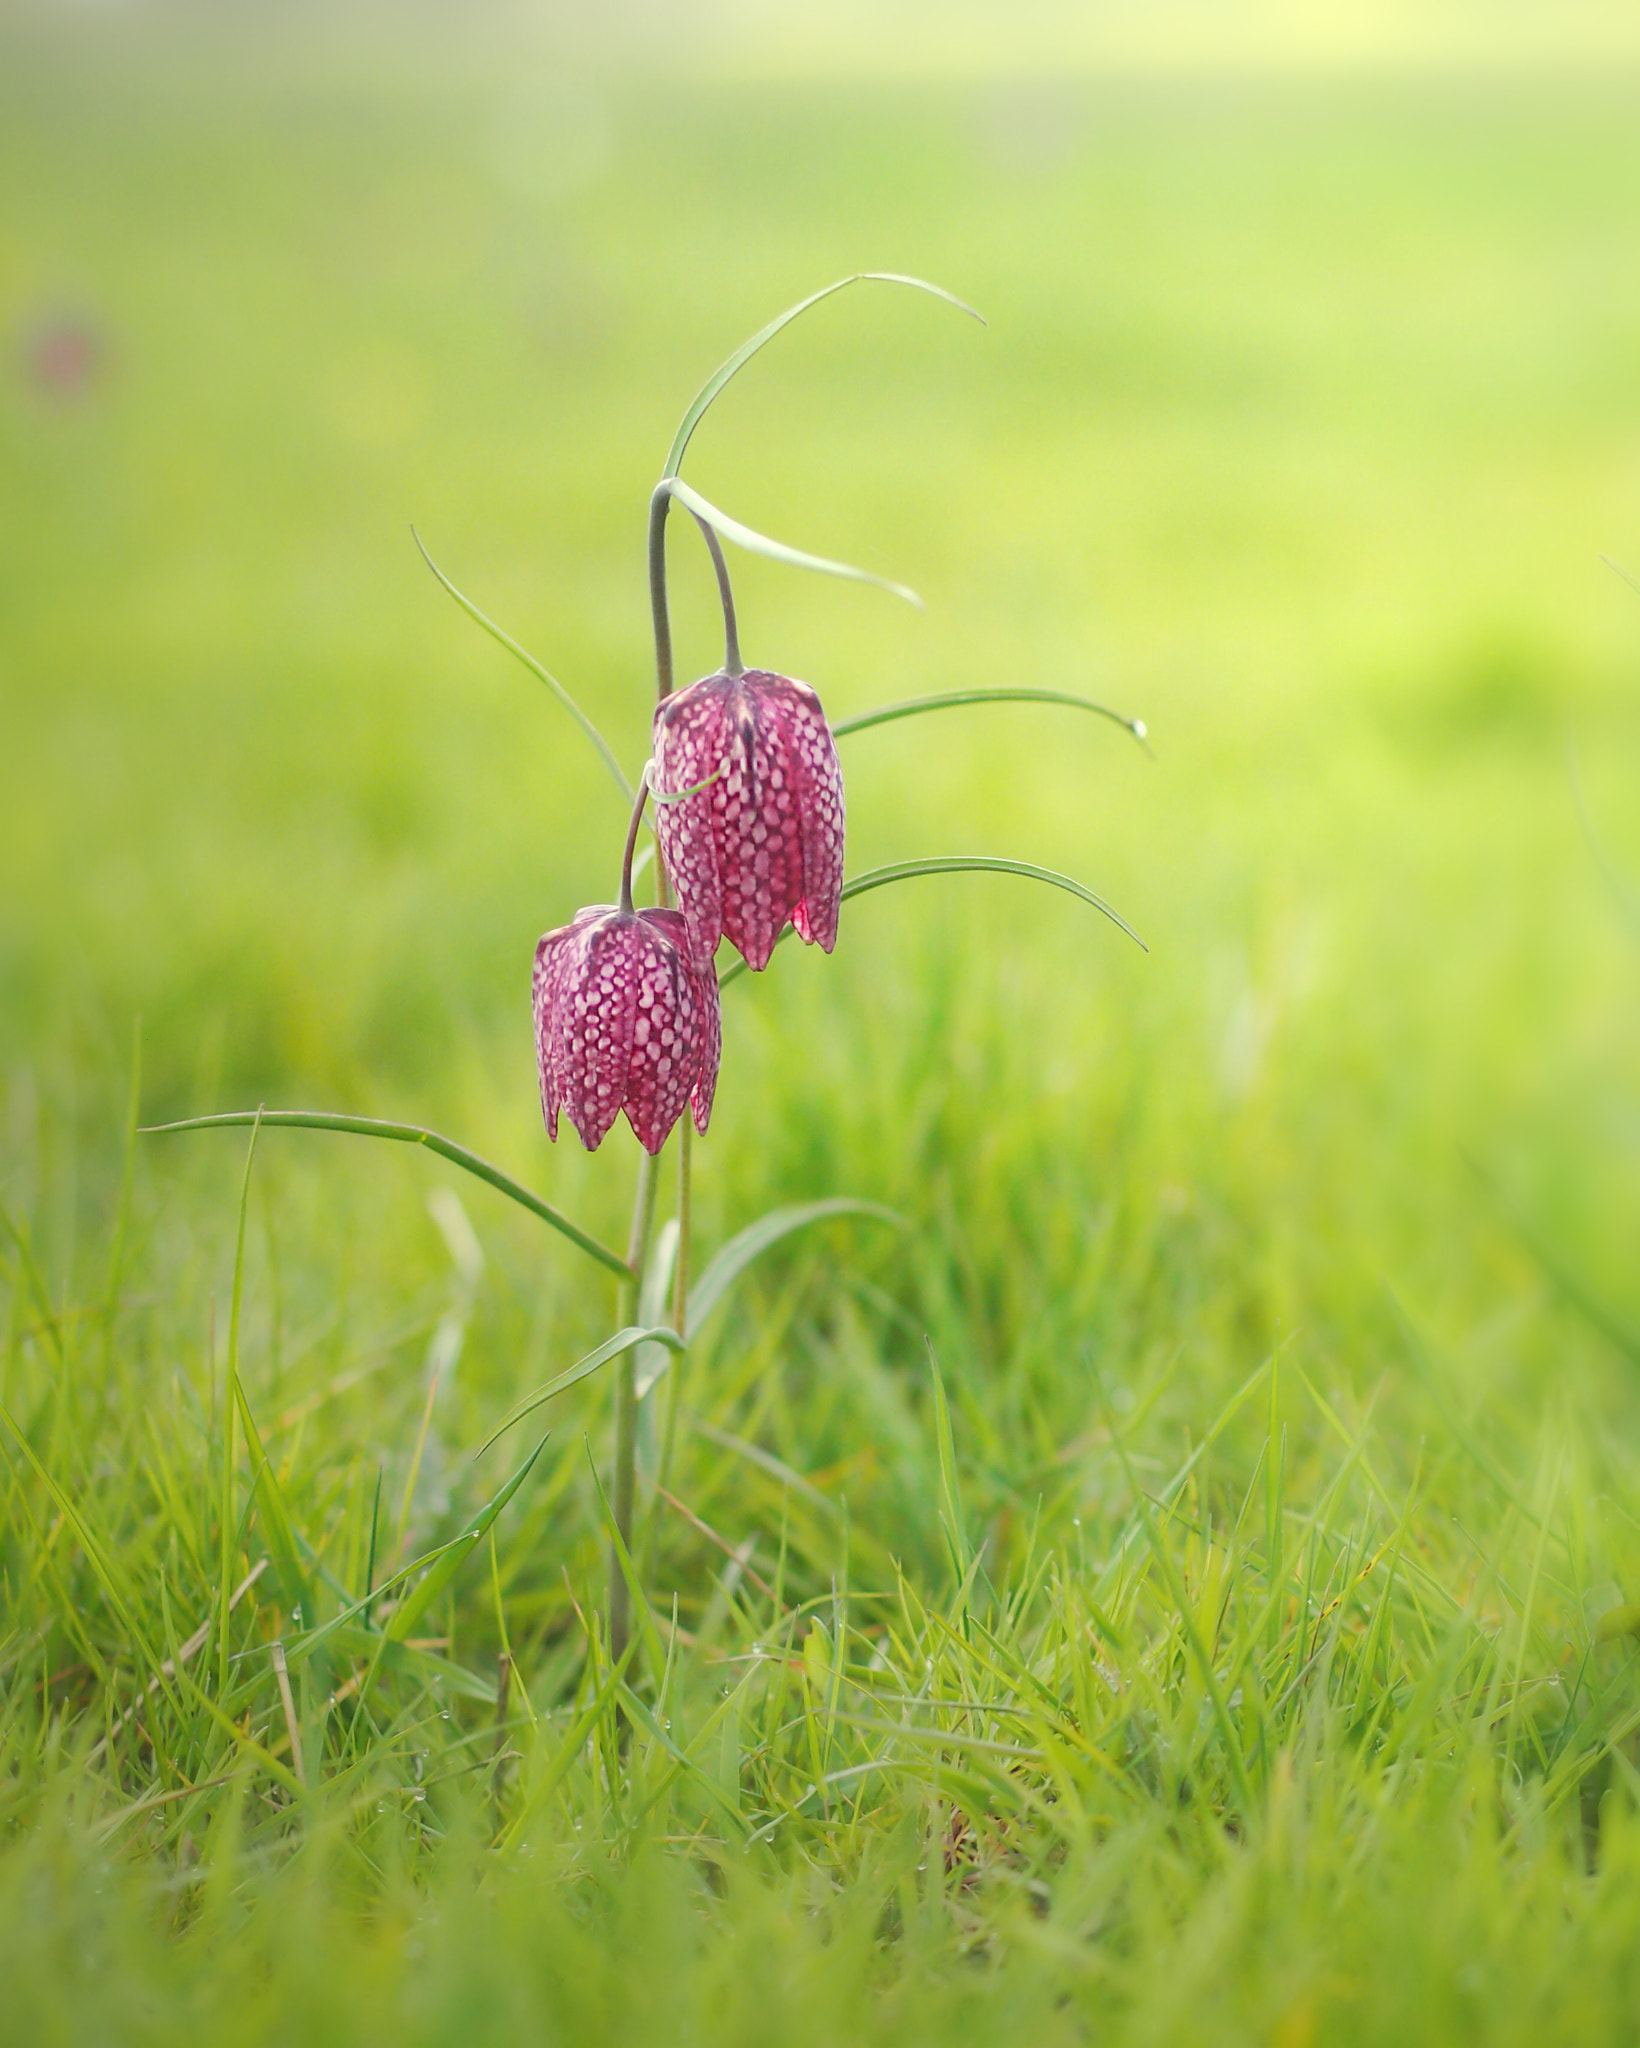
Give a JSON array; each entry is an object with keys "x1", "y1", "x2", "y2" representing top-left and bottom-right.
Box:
[{"x1": 5, "y1": 0, "x2": 1639, "y2": 1333}]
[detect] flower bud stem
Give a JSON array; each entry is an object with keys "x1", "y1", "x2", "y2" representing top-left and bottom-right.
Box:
[
  {"x1": 649, "y1": 480, "x2": 745, "y2": 696},
  {"x1": 647, "y1": 486, "x2": 675, "y2": 701},
  {"x1": 617, "y1": 773, "x2": 652, "y2": 917},
  {"x1": 689, "y1": 510, "x2": 743, "y2": 679}
]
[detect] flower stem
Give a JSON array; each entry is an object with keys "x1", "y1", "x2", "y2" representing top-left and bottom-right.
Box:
[
  {"x1": 650, "y1": 480, "x2": 745, "y2": 690},
  {"x1": 688, "y1": 510, "x2": 743, "y2": 678},
  {"x1": 654, "y1": 1119, "x2": 692, "y2": 1514},
  {"x1": 617, "y1": 773, "x2": 651, "y2": 917},
  {"x1": 609, "y1": 1145, "x2": 659, "y2": 1669},
  {"x1": 648, "y1": 485, "x2": 675, "y2": 701}
]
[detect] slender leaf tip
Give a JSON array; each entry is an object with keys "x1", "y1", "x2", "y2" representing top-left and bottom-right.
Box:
[
  {"x1": 717, "y1": 855, "x2": 1146, "y2": 987},
  {"x1": 409, "y1": 525, "x2": 634, "y2": 804},
  {"x1": 657, "y1": 478, "x2": 922, "y2": 610},
  {"x1": 663, "y1": 273, "x2": 985, "y2": 483}
]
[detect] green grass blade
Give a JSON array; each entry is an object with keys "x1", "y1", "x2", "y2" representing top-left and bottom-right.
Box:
[
  {"x1": 218, "y1": 1111, "x2": 261, "y2": 1697},
  {"x1": 411, "y1": 527, "x2": 634, "y2": 803},
  {"x1": 234, "y1": 1380, "x2": 316, "y2": 1628},
  {"x1": 684, "y1": 1199, "x2": 904, "y2": 1345},
  {"x1": 658, "y1": 478, "x2": 922, "y2": 609},
  {"x1": 586, "y1": 1442, "x2": 669, "y2": 1683},
  {"x1": 718, "y1": 858, "x2": 1146, "y2": 987},
  {"x1": 382, "y1": 1432, "x2": 551, "y2": 1645},
  {"x1": 472, "y1": 1326, "x2": 686, "y2": 1458},
  {"x1": 926, "y1": 1340, "x2": 971, "y2": 1581},
  {"x1": 499, "y1": 1640, "x2": 638, "y2": 1851},
  {"x1": 832, "y1": 687, "x2": 1150, "y2": 749},
  {"x1": 661, "y1": 273, "x2": 984, "y2": 480},
  {"x1": 141, "y1": 1111, "x2": 634, "y2": 1279},
  {"x1": 0, "y1": 1398, "x2": 183, "y2": 1719}
]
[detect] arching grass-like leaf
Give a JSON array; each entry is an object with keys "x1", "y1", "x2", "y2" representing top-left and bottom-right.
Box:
[
  {"x1": 717, "y1": 857, "x2": 1147, "y2": 987},
  {"x1": 142, "y1": 1112, "x2": 634, "y2": 1279},
  {"x1": 473, "y1": 1325, "x2": 687, "y2": 1458},
  {"x1": 382, "y1": 1431, "x2": 550, "y2": 1645},
  {"x1": 657, "y1": 479, "x2": 921, "y2": 609},
  {"x1": 833, "y1": 687, "x2": 1151, "y2": 751},
  {"x1": 685, "y1": 1199, "x2": 904, "y2": 1345},
  {"x1": 662, "y1": 273, "x2": 985, "y2": 482},
  {"x1": 411, "y1": 527, "x2": 634, "y2": 804}
]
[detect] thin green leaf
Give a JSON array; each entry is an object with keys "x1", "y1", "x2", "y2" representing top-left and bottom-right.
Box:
[
  {"x1": 685, "y1": 1199, "x2": 903, "y2": 1345},
  {"x1": 141, "y1": 1112, "x2": 633, "y2": 1279},
  {"x1": 383, "y1": 1432, "x2": 550, "y2": 1646},
  {"x1": 658, "y1": 479, "x2": 921, "y2": 609},
  {"x1": 662, "y1": 273, "x2": 984, "y2": 481},
  {"x1": 718, "y1": 857, "x2": 1147, "y2": 987},
  {"x1": 833, "y1": 687, "x2": 1149, "y2": 748},
  {"x1": 473, "y1": 1325, "x2": 686, "y2": 1459},
  {"x1": 411, "y1": 527, "x2": 634, "y2": 803}
]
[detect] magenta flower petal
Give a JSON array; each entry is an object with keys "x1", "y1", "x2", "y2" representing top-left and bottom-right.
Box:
[
  {"x1": 763, "y1": 675, "x2": 844, "y2": 954},
  {"x1": 532, "y1": 903, "x2": 720, "y2": 1155},
  {"x1": 653, "y1": 668, "x2": 846, "y2": 972}
]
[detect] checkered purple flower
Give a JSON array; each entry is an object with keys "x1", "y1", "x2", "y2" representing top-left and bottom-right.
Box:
[
  {"x1": 651, "y1": 668, "x2": 845, "y2": 973},
  {"x1": 533, "y1": 903, "x2": 720, "y2": 1154}
]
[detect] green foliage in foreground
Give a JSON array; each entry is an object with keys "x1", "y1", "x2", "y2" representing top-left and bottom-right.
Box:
[
  {"x1": 8, "y1": 30, "x2": 1640, "y2": 2046},
  {"x1": 7, "y1": 1068, "x2": 1640, "y2": 2046}
]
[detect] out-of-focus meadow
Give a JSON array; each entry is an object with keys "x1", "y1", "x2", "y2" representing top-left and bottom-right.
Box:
[{"x1": 6, "y1": 6, "x2": 1640, "y2": 2041}]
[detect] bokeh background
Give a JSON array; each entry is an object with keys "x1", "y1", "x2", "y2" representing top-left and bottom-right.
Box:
[{"x1": 5, "y1": 0, "x2": 1640, "y2": 1492}]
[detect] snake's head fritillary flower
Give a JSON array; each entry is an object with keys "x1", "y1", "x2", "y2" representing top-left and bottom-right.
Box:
[
  {"x1": 533, "y1": 904, "x2": 720, "y2": 1154},
  {"x1": 651, "y1": 668, "x2": 845, "y2": 973}
]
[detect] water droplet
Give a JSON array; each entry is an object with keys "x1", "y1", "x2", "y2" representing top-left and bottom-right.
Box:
[{"x1": 1133, "y1": 719, "x2": 1147, "y2": 741}]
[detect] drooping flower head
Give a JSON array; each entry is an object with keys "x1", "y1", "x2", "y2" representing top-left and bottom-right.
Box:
[
  {"x1": 652, "y1": 668, "x2": 845, "y2": 973},
  {"x1": 533, "y1": 903, "x2": 719, "y2": 1154}
]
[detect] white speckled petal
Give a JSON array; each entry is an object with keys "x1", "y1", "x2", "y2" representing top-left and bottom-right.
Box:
[
  {"x1": 655, "y1": 668, "x2": 845, "y2": 975},
  {"x1": 556, "y1": 915, "x2": 642, "y2": 1151},
  {"x1": 621, "y1": 910, "x2": 699, "y2": 1153},
  {"x1": 763, "y1": 674, "x2": 845, "y2": 953},
  {"x1": 653, "y1": 680, "x2": 730, "y2": 970},
  {"x1": 531, "y1": 905, "x2": 716, "y2": 1156}
]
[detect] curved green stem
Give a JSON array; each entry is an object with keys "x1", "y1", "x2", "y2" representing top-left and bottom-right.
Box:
[
  {"x1": 618, "y1": 773, "x2": 652, "y2": 916},
  {"x1": 689, "y1": 512, "x2": 743, "y2": 678},
  {"x1": 648, "y1": 486, "x2": 675, "y2": 704}
]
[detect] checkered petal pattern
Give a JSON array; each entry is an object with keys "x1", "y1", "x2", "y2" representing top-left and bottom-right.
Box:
[
  {"x1": 532, "y1": 903, "x2": 721, "y2": 1154},
  {"x1": 652, "y1": 668, "x2": 846, "y2": 972}
]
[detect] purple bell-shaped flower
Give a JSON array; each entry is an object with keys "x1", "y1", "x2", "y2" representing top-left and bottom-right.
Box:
[
  {"x1": 651, "y1": 668, "x2": 845, "y2": 972},
  {"x1": 533, "y1": 901, "x2": 720, "y2": 1155}
]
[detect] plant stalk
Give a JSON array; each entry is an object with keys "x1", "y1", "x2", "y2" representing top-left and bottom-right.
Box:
[
  {"x1": 688, "y1": 509, "x2": 742, "y2": 677},
  {"x1": 618, "y1": 773, "x2": 651, "y2": 916},
  {"x1": 653, "y1": 1119, "x2": 692, "y2": 1514},
  {"x1": 609, "y1": 1147, "x2": 660, "y2": 1668}
]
